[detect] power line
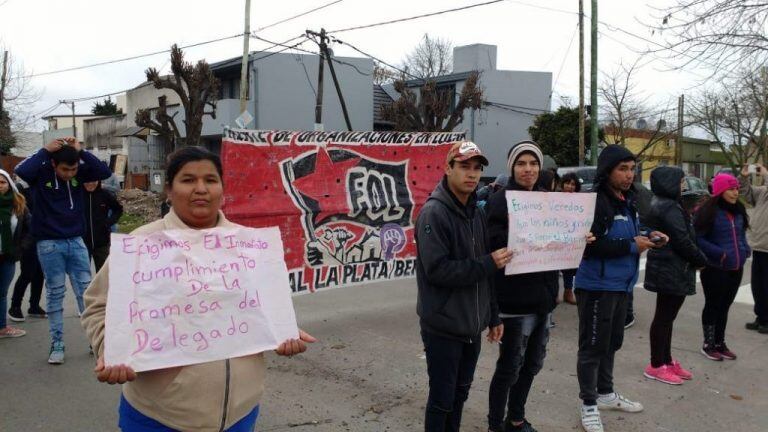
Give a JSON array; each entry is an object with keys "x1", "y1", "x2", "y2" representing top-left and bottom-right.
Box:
[
  {"x1": 252, "y1": 34, "x2": 371, "y2": 76},
  {"x1": 24, "y1": 34, "x2": 244, "y2": 79},
  {"x1": 551, "y1": 23, "x2": 579, "y2": 96},
  {"x1": 327, "y1": 0, "x2": 506, "y2": 34},
  {"x1": 327, "y1": 36, "x2": 421, "y2": 81},
  {"x1": 254, "y1": 0, "x2": 344, "y2": 33},
  {"x1": 483, "y1": 101, "x2": 540, "y2": 116},
  {"x1": 59, "y1": 36, "x2": 309, "y2": 104}
]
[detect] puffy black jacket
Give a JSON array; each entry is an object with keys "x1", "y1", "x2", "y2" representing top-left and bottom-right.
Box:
[
  {"x1": 416, "y1": 178, "x2": 500, "y2": 342},
  {"x1": 84, "y1": 185, "x2": 123, "y2": 250},
  {"x1": 486, "y1": 180, "x2": 558, "y2": 315},
  {"x1": 644, "y1": 167, "x2": 708, "y2": 296}
]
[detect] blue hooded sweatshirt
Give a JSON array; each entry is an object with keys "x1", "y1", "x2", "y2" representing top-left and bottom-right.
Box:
[{"x1": 15, "y1": 148, "x2": 113, "y2": 240}]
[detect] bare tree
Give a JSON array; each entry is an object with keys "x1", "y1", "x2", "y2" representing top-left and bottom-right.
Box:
[
  {"x1": 688, "y1": 68, "x2": 768, "y2": 169},
  {"x1": 599, "y1": 60, "x2": 650, "y2": 145},
  {"x1": 381, "y1": 72, "x2": 483, "y2": 132},
  {"x1": 402, "y1": 34, "x2": 453, "y2": 79},
  {"x1": 0, "y1": 48, "x2": 41, "y2": 151},
  {"x1": 649, "y1": 0, "x2": 768, "y2": 74},
  {"x1": 373, "y1": 63, "x2": 398, "y2": 86},
  {"x1": 135, "y1": 44, "x2": 219, "y2": 155}
]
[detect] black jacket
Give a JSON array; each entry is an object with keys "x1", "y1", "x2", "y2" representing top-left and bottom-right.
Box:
[
  {"x1": 486, "y1": 180, "x2": 558, "y2": 315},
  {"x1": 416, "y1": 178, "x2": 500, "y2": 342},
  {"x1": 644, "y1": 167, "x2": 708, "y2": 296},
  {"x1": 84, "y1": 186, "x2": 123, "y2": 250}
]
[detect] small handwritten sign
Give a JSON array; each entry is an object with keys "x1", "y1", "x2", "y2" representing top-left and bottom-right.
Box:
[
  {"x1": 505, "y1": 191, "x2": 596, "y2": 275},
  {"x1": 104, "y1": 226, "x2": 299, "y2": 372}
]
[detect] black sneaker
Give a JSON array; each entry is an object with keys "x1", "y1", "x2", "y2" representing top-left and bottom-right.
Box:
[
  {"x1": 27, "y1": 306, "x2": 47, "y2": 318},
  {"x1": 624, "y1": 316, "x2": 636, "y2": 329},
  {"x1": 8, "y1": 307, "x2": 24, "y2": 322},
  {"x1": 746, "y1": 319, "x2": 768, "y2": 333},
  {"x1": 506, "y1": 420, "x2": 538, "y2": 432}
]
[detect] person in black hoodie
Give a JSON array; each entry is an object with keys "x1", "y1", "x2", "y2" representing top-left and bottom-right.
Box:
[
  {"x1": 485, "y1": 141, "x2": 558, "y2": 432},
  {"x1": 83, "y1": 181, "x2": 123, "y2": 272},
  {"x1": 574, "y1": 145, "x2": 667, "y2": 432},
  {"x1": 642, "y1": 166, "x2": 708, "y2": 385},
  {"x1": 416, "y1": 141, "x2": 510, "y2": 432}
]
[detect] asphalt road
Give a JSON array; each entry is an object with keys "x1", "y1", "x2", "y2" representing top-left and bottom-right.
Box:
[{"x1": 1, "y1": 259, "x2": 766, "y2": 432}]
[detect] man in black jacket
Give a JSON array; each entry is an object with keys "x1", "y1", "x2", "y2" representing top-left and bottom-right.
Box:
[
  {"x1": 416, "y1": 141, "x2": 510, "y2": 432},
  {"x1": 485, "y1": 141, "x2": 557, "y2": 432},
  {"x1": 83, "y1": 181, "x2": 123, "y2": 272}
]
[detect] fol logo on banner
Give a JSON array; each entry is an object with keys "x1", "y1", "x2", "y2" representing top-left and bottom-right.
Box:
[{"x1": 280, "y1": 147, "x2": 414, "y2": 267}]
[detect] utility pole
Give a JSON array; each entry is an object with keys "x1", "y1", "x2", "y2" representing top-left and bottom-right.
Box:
[
  {"x1": 590, "y1": 0, "x2": 599, "y2": 165},
  {"x1": 311, "y1": 29, "x2": 326, "y2": 131},
  {"x1": 676, "y1": 94, "x2": 684, "y2": 166},
  {"x1": 239, "y1": 0, "x2": 252, "y2": 115},
  {"x1": 0, "y1": 51, "x2": 8, "y2": 115},
  {"x1": 578, "y1": 0, "x2": 585, "y2": 166},
  {"x1": 307, "y1": 28, "x2": 353, "y2": 131}
]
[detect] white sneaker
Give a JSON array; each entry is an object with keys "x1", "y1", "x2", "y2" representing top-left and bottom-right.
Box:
[
  {"x1": 581, "y1": 405, "x2": 604, "y2": 432},
  {"x1": 597, "y1": 392, "x2": 644, "y2": 412}
]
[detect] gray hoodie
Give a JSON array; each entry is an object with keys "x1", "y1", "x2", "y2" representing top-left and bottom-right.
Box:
[
  {"x1": 740, "y1": 174, "x2": 768, "y2": 253},
  {"x1": 415, "y1": 178, "x2": 500, "y2": 342}
]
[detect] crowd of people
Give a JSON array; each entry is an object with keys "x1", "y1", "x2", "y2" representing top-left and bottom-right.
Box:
[
  {"x1": 1, "y1": 136, "x2": 766, "y2": 431},
  {"x1": 415, "y1": 140, "x2": 767, "y2": 432}
]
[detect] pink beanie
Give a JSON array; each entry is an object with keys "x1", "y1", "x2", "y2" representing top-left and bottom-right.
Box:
[{"x1": 712, "y1": 173, "x2": 739, "y2": 196}]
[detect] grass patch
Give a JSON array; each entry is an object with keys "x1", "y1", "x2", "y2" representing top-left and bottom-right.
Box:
[{"x1": 118, "y1": 213, "x2": 146, "y2": 234}]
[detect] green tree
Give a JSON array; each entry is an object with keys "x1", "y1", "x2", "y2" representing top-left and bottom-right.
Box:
[
  {"x1": 528, "y1": 106, "x2": 602, "y2": 166},
  {"x1": 0, "y1": 108, "x2": 16, "y2": 155},
  {"x1": 91, "y1": 97, "x2": 122, "y2": 115}
]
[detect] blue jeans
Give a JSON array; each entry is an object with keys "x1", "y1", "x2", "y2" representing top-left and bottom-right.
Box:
[
  {"x1": 487, "y1": 314, "x2": 550, "y2": 430},
  {"x1": 421, "y1": 330, "x2": 482, "y2": 432},
  {"x1": 0, "y1": 260, "x2": 17, "y2": 328},
  {"x1": 37, "y1": 238, "x2": 92, "y2": 345},
  {"x1": 119, "y1": 395, "x2": 259, "y2": 431}
]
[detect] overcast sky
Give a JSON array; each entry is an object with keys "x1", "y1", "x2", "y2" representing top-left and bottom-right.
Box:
[{"x1": 0, "y1": 0, "x2": 708, "y2": 131}]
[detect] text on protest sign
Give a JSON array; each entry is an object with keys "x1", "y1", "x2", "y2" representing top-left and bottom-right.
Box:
[
  {"x1": 505, "y1": 191, "x2": 596, "y2": 275},
  {"x1": 105, "y1": 226, "x2": 299, "y2": 372}
]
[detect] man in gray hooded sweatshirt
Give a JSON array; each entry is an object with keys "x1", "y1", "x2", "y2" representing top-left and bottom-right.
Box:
[{"x1": 416, "y1": 141, "x2": 510, "y2": 432}]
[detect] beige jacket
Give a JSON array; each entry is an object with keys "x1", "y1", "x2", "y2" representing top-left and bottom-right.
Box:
[
  {"x1": 81, "y1": 209, "x2": 265, "y2": 431},
  {"x1": 740, "y1": 174, "x2": 768, "y2": 253}
]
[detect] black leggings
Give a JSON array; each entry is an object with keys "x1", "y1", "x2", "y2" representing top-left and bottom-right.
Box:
[
  {"x1": 701, "y1": 267, "x2": 744, "y2": 344},
  {"x1": 649, "y1": 293, "x2": 686, "y2": 367}
]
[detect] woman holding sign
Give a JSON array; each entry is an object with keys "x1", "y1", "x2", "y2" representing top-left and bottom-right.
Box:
[
  {"x1": 642, "y1": 167, "x2": 708, "y2": 385},
  {"x1": 81, "y1": 147, "x2": 315, "y2": 432}
]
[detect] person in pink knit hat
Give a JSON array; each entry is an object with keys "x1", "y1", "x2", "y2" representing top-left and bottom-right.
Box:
[{"x1": 693, "y1": 173, "x2": 751, "y2": 361}]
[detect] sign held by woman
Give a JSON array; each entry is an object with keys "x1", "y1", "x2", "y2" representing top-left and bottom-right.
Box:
[{"x1": 105, "y1": 226, "x2": 299, "y2": 372}]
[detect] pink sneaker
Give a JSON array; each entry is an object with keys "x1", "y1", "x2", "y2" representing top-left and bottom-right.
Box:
[
  {"x1": 643, "y1": 364, "x2": 683, "y2": 385},
  {"x1": 668, "y1": 360, "x2": 693, "y2": 380}
]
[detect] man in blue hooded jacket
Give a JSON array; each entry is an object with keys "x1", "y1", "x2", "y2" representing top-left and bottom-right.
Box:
[{"x1": 15, "y1": 137, "x2": 112, "y2": 364}]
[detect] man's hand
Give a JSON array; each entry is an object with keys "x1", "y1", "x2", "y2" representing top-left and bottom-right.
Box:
[
  {"x1": 491, "y1": 248, "x2": 513, "y2": 269},
  {"x1": 487, "y1": 323, "x2": 504, "y2": 343},
  {"x1": 634, "y1": 236, "x2": 655, "y2": 253},
  {"x1": 44, "y1": 137, "x2": 78, "y2": 153},
  {"x1": 649, "y1": 231, "x2": 669, "y2": 247},
  {"x1": 585, "y1": 232, "x2": 596, "y2": 244},
  {"x1": 275, "y1": 329, "x2": 317, "y2": 357},
  {"x1": 95, "y1": 355, "x2": 136, "y2": 385},
  {"x1": 742, "y1": 163, "x2": 766, "y2": 178}
]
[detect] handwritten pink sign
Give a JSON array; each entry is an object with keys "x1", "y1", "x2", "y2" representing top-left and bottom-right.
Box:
[
  {"x1": 504, "y1": 191, "x2": 596, "y2": 275},
  {"x1": 104, "y1": 226, "x2": 299, "y2": 372}
]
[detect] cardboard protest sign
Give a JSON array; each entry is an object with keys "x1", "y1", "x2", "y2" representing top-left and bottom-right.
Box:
[
  {"x1": 221, "y1": 128, "x2": 466, "y2": 294},
  {"x1": 104, "y1": 226, "x2": 299, "y2": 372},
  {"x1": 505, "y1": 191, "x2": 596, "y2": 275}
]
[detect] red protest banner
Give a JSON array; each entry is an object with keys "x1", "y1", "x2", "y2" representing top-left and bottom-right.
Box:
[{"x1": 221, "y1": 128, "x2": 466, "y2": 293}]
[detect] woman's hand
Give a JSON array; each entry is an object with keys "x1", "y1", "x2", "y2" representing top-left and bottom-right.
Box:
[
  {"x1": 95, "y1": 355, "x2": 136, "y2": 384},
  {"x1": 276, "y1": 329, "x2": 317, "y2": 357}
]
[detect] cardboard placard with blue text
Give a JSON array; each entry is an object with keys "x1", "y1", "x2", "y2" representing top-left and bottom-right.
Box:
[
  {"x1": 505, "y1": 191, "x2": 596, "y2": 275},
  {"x1": 104, "y1": 226, "x2": 299, "y2": 372}
]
